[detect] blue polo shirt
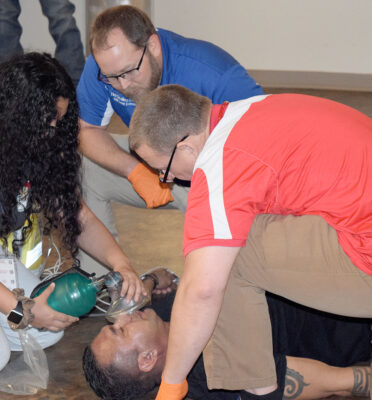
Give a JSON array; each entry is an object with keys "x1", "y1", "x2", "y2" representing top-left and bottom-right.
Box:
[{"x1": 77, "y1": 28, "x2": 263, "y2": 127}]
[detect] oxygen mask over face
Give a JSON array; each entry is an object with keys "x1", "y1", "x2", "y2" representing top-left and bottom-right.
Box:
[
  {"x1": 105, "y1": 291, "x2": 151, "y2": 322},
  {"x1": 103, "y1": 270, "x2": 151, "y2": 321}
]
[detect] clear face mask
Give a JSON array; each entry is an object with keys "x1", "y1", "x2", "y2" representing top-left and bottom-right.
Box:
[
  {"x1": 105, "y1": 292, "x2": 151, "y2": 322},
  {"x1": 103, "y1": 271, "x2": 151, "y2": 322}
]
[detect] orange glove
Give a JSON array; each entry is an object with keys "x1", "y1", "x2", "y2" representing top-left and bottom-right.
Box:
[
  {"x1": 128, "y1": 163, "x2": 174, "y2": 208},
  {"x1": 156, "y1": 378, "x2": 188, "y2": 400}
]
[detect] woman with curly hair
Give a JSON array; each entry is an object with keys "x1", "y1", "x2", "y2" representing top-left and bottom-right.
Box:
[{"x1": 0, "y1": 52, "x2": 143, "y2": 370}]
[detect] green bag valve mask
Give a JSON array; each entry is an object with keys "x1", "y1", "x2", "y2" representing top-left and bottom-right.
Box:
[{"x1": 30, "y1": 266, "x2": 150, "y2": 319}]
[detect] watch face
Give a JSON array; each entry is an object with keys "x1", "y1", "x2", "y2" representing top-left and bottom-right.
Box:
[{"x1": 8, "y1": 310, "x2": 23, "y2": 325}]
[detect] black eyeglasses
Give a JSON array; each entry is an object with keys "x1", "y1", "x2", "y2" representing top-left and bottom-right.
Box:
[
  {"x1": 97, "y1": 45, "x2": 147, "y2": 84},
  {"x1": 159, "y1": 135, "x2": 189, "y2": 183}
]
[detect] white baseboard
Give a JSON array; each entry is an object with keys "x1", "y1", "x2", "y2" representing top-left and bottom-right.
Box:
[{"x1": 249, "y1": 70, "x2": 372, "y2": 92}]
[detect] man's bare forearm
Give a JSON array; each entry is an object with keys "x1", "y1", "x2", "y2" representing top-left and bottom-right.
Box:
[
  {"x1": 78, "y1": 122, "x2": 138, "y2": 177},
  {"x1": 162, "y1": 246, "x2": 240, "y2": 384},
  {"x1": 163, "y1": 279, "x2": 225, "y2": 383},
  {"x1": 284, "y1": 356, "x2": 371, "y2": 400},
  {"x1": 351, "y1": 366, "x2": 370, "y2": 397}
]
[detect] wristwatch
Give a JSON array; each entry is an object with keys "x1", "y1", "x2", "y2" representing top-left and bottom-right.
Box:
[
  {"x1": 141, "y1": 273, "x2": 159, "y2": 289},
  {"x1": 7, "y1": 300, "x2": 24, "y2": 329}
]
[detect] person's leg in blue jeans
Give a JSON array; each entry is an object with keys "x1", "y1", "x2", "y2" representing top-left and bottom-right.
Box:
[
  {"x1": 39, "y1": 0, "x2": 85, "y2": 87},
  {"x1": 0, "y1": 0, "x2": 22, "y2": 62}
]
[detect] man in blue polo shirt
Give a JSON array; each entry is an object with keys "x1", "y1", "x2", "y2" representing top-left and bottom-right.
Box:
[{"x1": 76, "y1": 5, "x2": 263, "y2": 275}]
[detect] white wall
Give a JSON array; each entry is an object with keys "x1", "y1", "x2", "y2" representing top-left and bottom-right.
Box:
[
  {"x1": 152, "y1": 0, "x2": 372, "y2": 74},
  {"x1": 19, "y1": 0, "x2": 86, "y2": 55},
  {"x1": 17, "y1": 0, "x2": 372, "y2": 75}
]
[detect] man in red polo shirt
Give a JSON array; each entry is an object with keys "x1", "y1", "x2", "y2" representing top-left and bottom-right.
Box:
[{"x1": 129, "y1": 85, "x2": 372, "y2": 400}]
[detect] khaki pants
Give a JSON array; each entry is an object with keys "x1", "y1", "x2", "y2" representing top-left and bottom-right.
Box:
[
  {"x1": 80, "y1": 134, "x2": 189, "y2": 275},
  {"x1": 204, "y1": 214, "x2": 372, "y2": 390}
]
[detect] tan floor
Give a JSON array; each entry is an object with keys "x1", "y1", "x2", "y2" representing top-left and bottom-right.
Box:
[
  {"x1": 113, "y1": 204, "x2": 184, "y2": 277},
  {"x1": 2, "y1": 88, "x2": 372, "y2": 400}
]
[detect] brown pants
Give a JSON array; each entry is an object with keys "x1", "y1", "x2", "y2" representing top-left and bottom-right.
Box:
[{"x1": 204, "y1": 214, "x2": 372, "y2": 390}]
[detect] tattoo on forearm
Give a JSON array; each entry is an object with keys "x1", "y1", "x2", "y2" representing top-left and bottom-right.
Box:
[
  {"x1": 284, "y1": 368, "x2": 310, "y2": 400},
  {"x1": 352, "y1": 366, "x2": 370, "y2": 396}
]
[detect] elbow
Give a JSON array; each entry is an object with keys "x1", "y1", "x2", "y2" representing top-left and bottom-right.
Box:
[{"x1": 183, "y1": 280, "x2": 224, "y2": 304}]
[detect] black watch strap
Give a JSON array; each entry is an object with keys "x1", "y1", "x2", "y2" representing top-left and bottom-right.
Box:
[{"x1": 7, "y1": 300, "x2": 24, "y2": 327}]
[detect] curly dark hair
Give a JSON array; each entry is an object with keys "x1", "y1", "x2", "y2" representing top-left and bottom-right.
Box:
[
  {"x1": 82, "y1": 345, "x2": 160, "y2": 399},
  {"x1": 0, "y1": 52, "x2": 82, "y2": 257}
]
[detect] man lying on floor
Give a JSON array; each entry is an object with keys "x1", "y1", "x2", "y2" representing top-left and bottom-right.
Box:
[{"x1": 82, "y1": 268, "x2": 371, "y2": 400}]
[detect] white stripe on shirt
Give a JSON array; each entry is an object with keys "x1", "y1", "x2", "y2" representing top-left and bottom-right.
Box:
[
  {"x1": 194, "y1": 95, "x2": 269, "y2": 239},
  {"x1": 101, "y1": 99, "x2": 114, "y2": 126}
]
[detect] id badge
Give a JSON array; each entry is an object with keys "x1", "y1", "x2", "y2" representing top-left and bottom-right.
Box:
[{"x1": 0, "y1": 257, "x2": 18, "y2": 290}]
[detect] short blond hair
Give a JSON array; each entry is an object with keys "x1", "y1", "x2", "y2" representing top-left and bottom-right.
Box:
[{"x1": 129, "y1": 85, "x2": 211, "y2": 154}]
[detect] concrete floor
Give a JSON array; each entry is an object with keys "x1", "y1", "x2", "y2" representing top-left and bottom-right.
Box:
[{"x1": 2, "y1": 87, "x2": 372, "y2": 399}]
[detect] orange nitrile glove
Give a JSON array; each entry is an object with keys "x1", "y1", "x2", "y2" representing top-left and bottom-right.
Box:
[
  {"x1": 128, "y1": 162, "x2": 174, "y2": 208},
  {"x1": 155, "y1": 378, "x2": 188, "y2": 400}
]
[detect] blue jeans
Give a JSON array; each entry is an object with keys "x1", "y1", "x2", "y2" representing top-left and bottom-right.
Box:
[{"x1": 0, "y1": 0, "x2": 85, "y2": 86}]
